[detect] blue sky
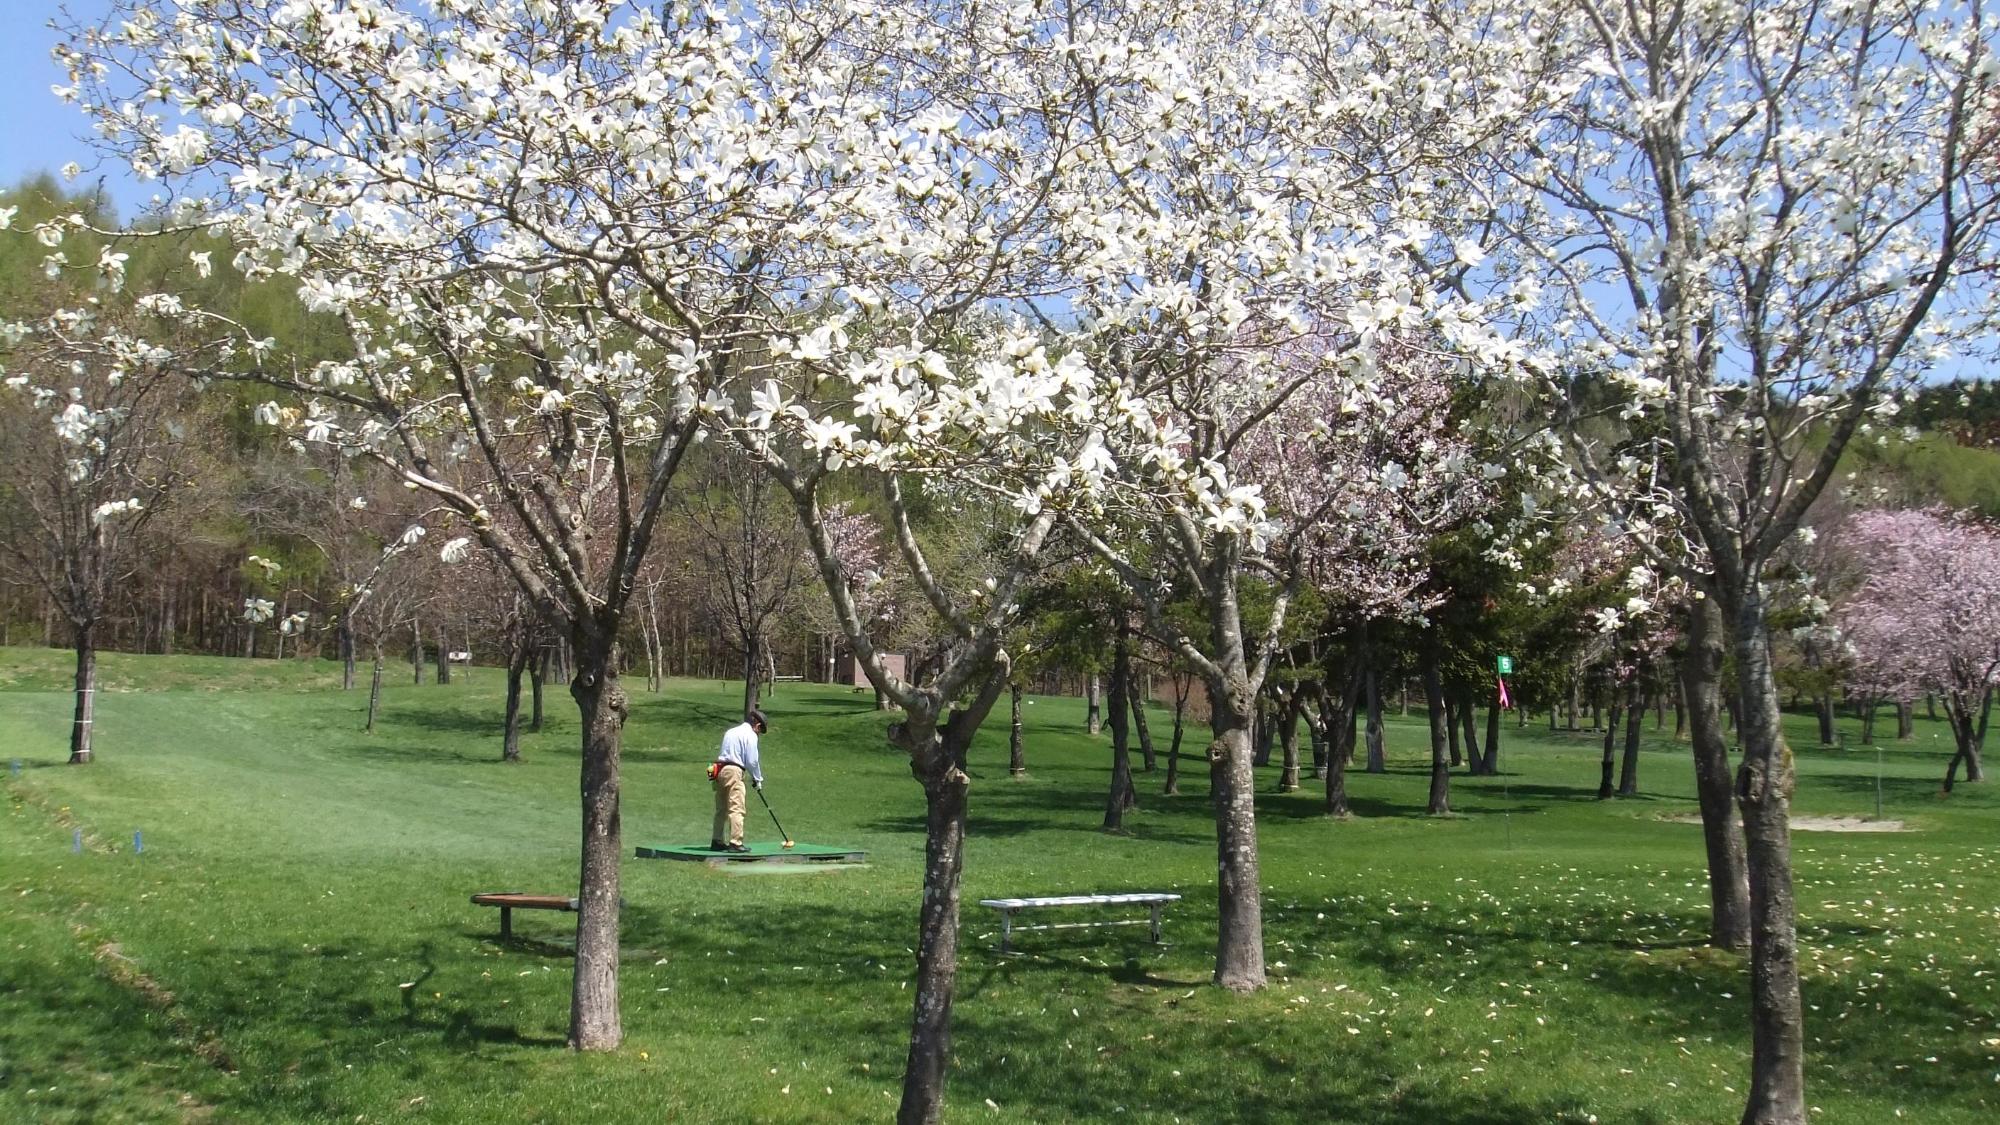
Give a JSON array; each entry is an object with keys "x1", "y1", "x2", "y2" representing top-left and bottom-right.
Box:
[{"x1": 1, "y1": 2, "x2": 147, "y2": 214}]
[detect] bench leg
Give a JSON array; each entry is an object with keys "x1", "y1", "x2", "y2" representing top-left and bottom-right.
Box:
[
  {"x1": 999, "y1": 910, "x2": 1013, "y2": 954},
  {"x1": 500, "y1": 905, "x2": 513, "y2": 940},
  {"x1": 1150, "y1": 903, "x2": 1163, "y2": 944}
]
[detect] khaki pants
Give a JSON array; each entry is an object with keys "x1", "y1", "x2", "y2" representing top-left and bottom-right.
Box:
[{"x1": 712, "y1": 764, "x2": 746, "y2": 846}]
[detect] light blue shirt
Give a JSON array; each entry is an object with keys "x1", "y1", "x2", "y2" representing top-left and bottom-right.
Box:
[{"x1": 717, "y1": 721, "x2": 763, "y2": 785}]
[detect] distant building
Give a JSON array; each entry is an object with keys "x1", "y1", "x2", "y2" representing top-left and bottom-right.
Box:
[
  {"x1": 834, "y1": 651, "x2": 907, "y2": 690},
  {"x1": 1152, "y1": 675, "x2": 1212, "y2": 723}
]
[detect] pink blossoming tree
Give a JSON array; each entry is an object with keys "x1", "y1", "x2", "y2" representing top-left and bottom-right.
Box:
[{"x1": 1836, "y1": 509, "x2": 2000, "y2": 791}]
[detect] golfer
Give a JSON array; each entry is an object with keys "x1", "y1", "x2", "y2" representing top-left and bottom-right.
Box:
[{"x1": 710, "y1": 709, "x2": 768, "y2": 852}]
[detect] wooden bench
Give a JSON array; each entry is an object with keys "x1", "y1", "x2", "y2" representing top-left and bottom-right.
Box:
[
  {"x1": 471, "y1": 892, "x2": 577, "y2": 939},
  {"x1": 977, "y1": 893, "x2": 1182, "y2": 954}
]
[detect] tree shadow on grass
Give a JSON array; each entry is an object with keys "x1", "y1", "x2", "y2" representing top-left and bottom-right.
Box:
[
  {"x1": 329, "y1": 738, "x2": 497, "y2": 766},
  {"x1": 860, "y1": 808, "x2": 1213, "y2": 846},
  {"x1": 1256, "y1": 790, "x2": 1553, "y2": 820},
  {"x1": 756, "y1": 691, "x2": 883, "y2": 715},
  {"x1": 1311, "y1": 895, "x2": 1992, "y2": 1107},
  {"x1": 75, "y1": 867, "x2": 1996, "y2": 1124},
  {"x1": 859, "y1": 778, "x2": 1226, "y2": 845},
  {"x1": 1805, "y1": 770, "x2": 1966, "y2": 805},
  {"x1": 623, "y1": 896, "x2": 1613, "y2": 1124}
]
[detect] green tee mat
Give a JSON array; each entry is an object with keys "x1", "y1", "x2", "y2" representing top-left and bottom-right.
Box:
[{"x1": 635, "y1": 842, "x2": 867, "y2": 865}]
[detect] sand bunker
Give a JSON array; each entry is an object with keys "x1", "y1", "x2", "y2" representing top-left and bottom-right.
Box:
[{"x1": 1664, "y1": 814, "x2": 1908, "y2": 832}]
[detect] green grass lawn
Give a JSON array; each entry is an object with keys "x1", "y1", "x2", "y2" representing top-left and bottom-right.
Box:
[{"x1": 1, "y1": 646, "x2": 1995, "y2": 1123}]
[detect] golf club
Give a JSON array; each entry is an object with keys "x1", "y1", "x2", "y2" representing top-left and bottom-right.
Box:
[{"x1": 754, "y1": 785, "x2": 795, "y2": 848}]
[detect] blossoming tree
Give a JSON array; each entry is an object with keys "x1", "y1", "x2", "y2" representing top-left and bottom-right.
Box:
[
  {"x1": 1836, "y1": 508, "x2": 2000, "y2": 790},
  {"x1": 1485, "y1": 0, "x2": 2000, "y2": 1117},
  {"x1": 54, "y1": 0, "x2": 1027, "y2": 1053},
  {"x1": 1017, "y1": 0, "x2": 1523, "y2": 991},
  {"x1": 0, "y1": 197, "x2": 202, "y2": 764}
]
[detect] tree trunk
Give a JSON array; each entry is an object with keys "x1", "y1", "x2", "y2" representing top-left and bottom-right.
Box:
[
  {"x1": 1598, "y1": 694, "x2": 1622, "y2": 800},
  {"x1": 1277, "y1": 688, "x2": 1303, "y2": 792},
  {"x1": 1483, "y1": 695, "x2": 1501, "y2": 775},
  {"x1": 644, "y1": 592, "x2": 663, "y2": 693},
  {"x1": 1973, "y1": 687, "x2": 1991, "y2": 782},
  {"x1": 1131, "y1": 676, "x2": 1157, "y2": 772},
  {"x1": 339, "y1": 616, "x2": 357, "y2": 691},
  {"x1": 1896, "y1": 700, "x2": 1914, "y2": 740},
  {"x1": 68, "y1": 623, "x2": 96, "y2": 764},
  {"x1": 888, "y1": 674, "x2": 1006, "y2": 1125},
  {"x1": 1364, "y1": 668, "x2": 1386, "y2": 774},
  {"x1": 742, "y1": 633, "x2": 762, "y2": 718},
  {"x1": 1684, "y1": 597, "x2": 1750, "y2": 950},
  {"x1": 1859, "y1": 697, "x2": 1876, "y2": 745},
  {"x1": 1942, "y1": 689, "x2": 1988, "y2": 791},
  {"x1": 1814, "y1": 695, "x2": 1834, "y2": 747},
  {"x1": 411, "y1": 621, "x2": 423, "y2": 685},
  {"x1": 503, "y1": 634, "x2": 528, "y2": 763},
  {"x1": 436, "y1": 621, "x2": 451, "y2": 684},
  {"x1": 567, "y1": 637, "x2": 628, "y2": 1052},
  {"x1": 1008, "y1": 684, "x2": 1026, "y2": 778},
  {"x1": 1207, "y1": 710, "x2": 1266, "y2": 990},
  {"x1": 1422, "y1": 653, "x2": 1450, "y2": 815},
  {"x1": 530, "y1": 646, "x2": 547, "y2": 732},
  {"x1": 896, "y1": 742, "x2": 971, "y2": 1125},
  {"x1": 1674, "y1": 675, "x2": 1687, "y2": 740},
  {"x1": 1618, "y1": 677, "x2": 1643, "y2": 796},
  {"x1": 1252, "y1": 697, "x2": 1273, "y2": 767},
  {"x1": 1457, "y1": 688, "x2": 1482, "y2": 774},
  {"x1": 1323, "y1": 671, "x2": 1360, "y2": 817},
  {"x1": 1306, "y1": 693, "x2": 1327, "y2": 780},
  {"x1": 366, "y1": 648, "x2": 384, "y2": 733},
  {"x1": 1444, "y1": 693, "x2": 1462, "y2": 768},
  {"x1": 1104, "y1": 628, "x2": 1136, "y2": 829},
  {"x1": 1084, "y1": 672, "x2": 1102, "y2": 735},
  {"x1": 1164, "y1": 677, "x2": 1188, "y2": 796},
  {"x1": 1732, "y1": 587, "x2": 1807, "y2": 1125}
]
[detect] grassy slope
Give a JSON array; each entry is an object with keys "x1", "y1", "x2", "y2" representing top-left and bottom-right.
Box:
[{"x1": 0, "y1": 646, "x2": 1994, "y2": 1124}]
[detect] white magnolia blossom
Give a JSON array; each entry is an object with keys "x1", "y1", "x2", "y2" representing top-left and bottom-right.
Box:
[
  {"x1": 438, "y1": 537, "x2": 472, "y2": 565},
  {"x1": 243, "y1": 597, "x2": 275, "y2": 624},
  {"x1": 90, "y1": 497, "x2": 143, "y2": 525}
]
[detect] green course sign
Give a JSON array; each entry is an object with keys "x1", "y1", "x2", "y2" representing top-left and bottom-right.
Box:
[{"x1": 1496, "y1": 654, "x2": 1514, "y2": 675}]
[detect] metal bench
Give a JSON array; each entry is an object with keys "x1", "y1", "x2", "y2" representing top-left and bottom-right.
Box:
[
  {"x1": 470, "y1": 892, "x2": 576, "y2": 939},
  {"x1": 977, "y1": 892, "x2": 1182, "y2": 953}
]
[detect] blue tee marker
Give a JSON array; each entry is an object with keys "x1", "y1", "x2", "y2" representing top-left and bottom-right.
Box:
[
  {"x1": 133, "y1": 830, "x2": 143, "y2": 854},
  {"x1": 72, "y1": 828, "x2": 82, "y2": 853}
]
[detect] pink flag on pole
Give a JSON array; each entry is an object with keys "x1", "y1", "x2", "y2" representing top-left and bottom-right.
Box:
[{"x1": 1496, "y1": 675, "x2": 1512, "y2": 710}]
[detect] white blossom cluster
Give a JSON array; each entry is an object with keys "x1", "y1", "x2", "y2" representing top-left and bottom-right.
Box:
[{"x1": 23, "y1": 0, "x2": 1993, "y2": 658}]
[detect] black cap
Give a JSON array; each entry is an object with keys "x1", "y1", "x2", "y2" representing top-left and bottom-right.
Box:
[{"x1": 748, "y1": 708, "x2": 769, "y2": 730}]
